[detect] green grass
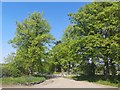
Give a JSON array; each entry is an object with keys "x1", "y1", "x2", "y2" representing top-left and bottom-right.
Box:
[
  {"x1": 96, "y1": 80, "x2": 119, "y2": 87},
  {"x1": 53, "y1": 72, "x2": 61, "y2": 74},
  {"x1": 66, "y1": 75, "x2": 120, "y2": 87},
  {"x1": 1, "y1": 76, "x2": 46, "y2": 85},
  {"x1": 118, "y1": 83, "x2": 120, "y2": 87}
]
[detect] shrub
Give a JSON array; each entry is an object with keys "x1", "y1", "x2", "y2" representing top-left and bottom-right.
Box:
[{"x1": 2, "y1": 64, "x2": 22, "y2": 77}]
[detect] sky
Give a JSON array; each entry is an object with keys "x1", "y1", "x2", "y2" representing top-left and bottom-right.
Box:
[{"x1": 1, "y1": 2, "x2": 90, "y2": 63}]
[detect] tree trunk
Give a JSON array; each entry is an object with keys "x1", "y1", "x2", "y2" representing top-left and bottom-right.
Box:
[
  {"x1": 68, "y1": 62, "x2": 71, "y2": 75},
  {"x1": 110, "y1": 59, "x2": 116, "y2": 76},
  {"x1": 104, "y1": 61, "x2": 109, "y2": 79}
]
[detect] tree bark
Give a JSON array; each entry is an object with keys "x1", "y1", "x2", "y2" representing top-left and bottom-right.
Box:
[{"x1": 104, "y1": 61, "x2": 109, "y2": 79}]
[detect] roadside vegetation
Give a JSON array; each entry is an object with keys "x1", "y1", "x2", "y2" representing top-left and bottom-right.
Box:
[
  {"x1": 2, "y1": 2, "x2": 120, "y2": 87},
  {"x1": 66, "y1": 75, "x2": 120, "y2": 87},
  {"x1": 1, "y1": 76, "x2": 45, "y2": 85}
]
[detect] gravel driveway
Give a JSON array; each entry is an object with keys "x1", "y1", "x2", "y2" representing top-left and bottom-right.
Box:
[{"x1": 2, "y1": 77, "x2": 117, "y2": 88}]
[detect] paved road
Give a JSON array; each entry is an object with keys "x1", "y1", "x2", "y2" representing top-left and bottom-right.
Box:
[{"x1": 2, "y1": 77, "x2": 117, "y2": 88}]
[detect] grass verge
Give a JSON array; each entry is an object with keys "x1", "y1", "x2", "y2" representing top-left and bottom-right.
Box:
[
  {"x1": 1, "y1": 76, "x2": 46, "y2": 85},
  {"x1": 96, "y1": 80, "x2": 119, "y2": 87},
  {"x1": 66, "y1": 75, "x2": 120, "y2": 87}
]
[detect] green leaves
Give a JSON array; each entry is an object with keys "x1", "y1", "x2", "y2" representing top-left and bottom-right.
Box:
[
  {"x1": 60, "y1": 2, "x2": 120, "y2": 75},
  {"x1": 9, "y1": 12, "x2": 54, "y2": 75}
]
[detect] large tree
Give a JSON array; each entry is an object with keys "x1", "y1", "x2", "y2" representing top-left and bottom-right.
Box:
[
  {"x1": 62, "y1": 2, "x2": 120, "y2": 76},
  {"x1": 9, "y1": 12, "x2": 54, "y2": 75}
]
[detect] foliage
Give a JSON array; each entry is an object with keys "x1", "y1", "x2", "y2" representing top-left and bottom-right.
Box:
[
  {"x1": 8, "y1": 12, "x2": 54, "y2": 75},
  {"x1": 59, "y1": 2, "x2": 120, "y2": 76},
  {"x1": 2, "y1": 64, "x2": 21, "y2": 77},
  {"x1": 2, "y1": 53, "x2": 22, "y2": 77}
]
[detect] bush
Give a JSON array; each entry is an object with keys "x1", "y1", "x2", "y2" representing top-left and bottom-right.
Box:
[
  {"x1": 2, "y1": 64, "x2": 22, "y2": 77},
  {"x1": 81, "y1": 63, "x2": 96, "y2": 76}
]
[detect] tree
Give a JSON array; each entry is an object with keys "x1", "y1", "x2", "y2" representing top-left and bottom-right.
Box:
[
  {"x1": 63, "y1": 2, "x2": 120, "y2": 76},
  {"x1": 9, "y1": 12, "x2": 54, "y2": 75}
]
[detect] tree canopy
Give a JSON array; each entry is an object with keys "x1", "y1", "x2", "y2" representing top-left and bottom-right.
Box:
[{"x1": 8, "y1": 12, "x2": 54, "y2": 75}]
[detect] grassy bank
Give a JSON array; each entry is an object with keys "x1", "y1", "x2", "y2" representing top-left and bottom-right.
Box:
[
  {"x1": 96, "y1": 80, "x2": 120, "y2": 87},
  {"x1": 1, "y1": 76, "x2": 46, "y2": 85},
  {"x1": 66, "y1": 75, "x2": 120, "y2": 87}
]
